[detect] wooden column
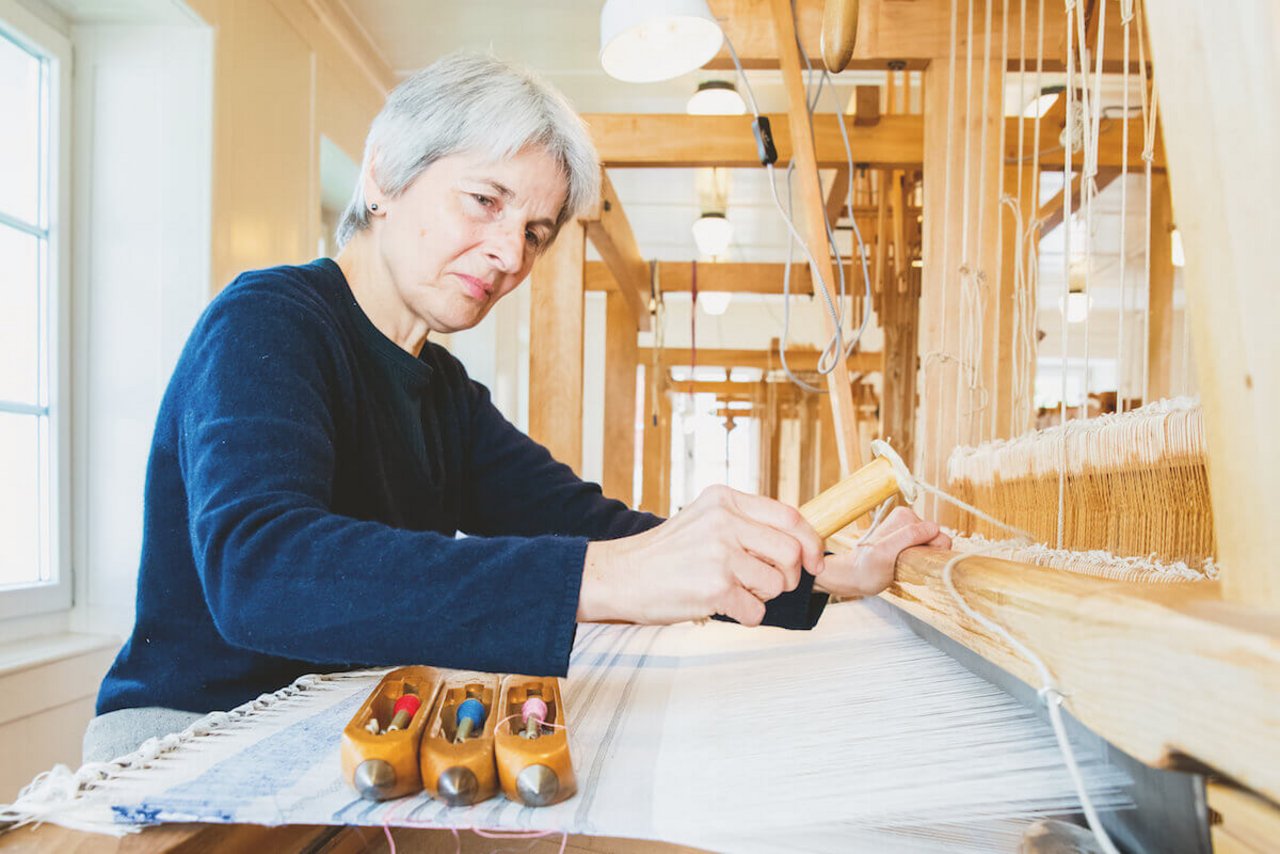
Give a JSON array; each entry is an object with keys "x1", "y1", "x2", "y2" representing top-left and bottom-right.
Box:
[
  {"x1": 994, "y1": 164, "x2": 1039, "y2": 438},
  {"x1": 817, "y1": 393, "x2": 841, "y2": 493},
  {"x1": 602, "y1": 289, "x2": 639, "y2": 504},
  {"x1": 639, "y1": 372, "x2": 663, "y2": 515},
  {"x1": 529, "y1": 222, "x2": 585, "y2": 473},
  {"x1": 1145, "y1": 0, "x2": 1280, "y2": 607},
  {"x1": 1146, "y1": 172, "x2": 1176, "y2": 402},
  {"x1": 797, "y1": 393, "x2": 817, "y2": 503},
  {"x1": 918, "y1": 55, "x2": 1004, "y2": 520},
  {"x1": 657, "y1": 389, "x2": 672, "y2": 514},
  {"x1": 770, "y1": 0, "x2": 863, "y2": 476}
]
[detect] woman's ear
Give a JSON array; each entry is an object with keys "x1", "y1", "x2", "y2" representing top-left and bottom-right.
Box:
[{"x1": 363, "y1": 149, "x2": 387, "y2": 217}]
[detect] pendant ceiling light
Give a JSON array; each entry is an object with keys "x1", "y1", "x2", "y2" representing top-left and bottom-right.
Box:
[
  {"x1": 600, "y1": 0, "x2": 724, "y2": 83},
  {"x1": 687, "y1": 80, "x2": 746, "y2": 115},
  {"x1": 699, "y1": 291, "x2": 733, "y2": 315},
  {"x1": 692, "y1": 212, "x2": 733, "y2": 258}
]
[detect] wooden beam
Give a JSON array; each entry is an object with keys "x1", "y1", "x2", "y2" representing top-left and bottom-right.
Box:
[
  {"x1": 1036, "y1": 167, "x2": 1121, "y2": 234},
  {"x1": 1146, "y1": 0, "x2": 1280, "y2": 608},
  {"x1": 639, "y1": 347, "x2": 881, "y2": 374},
  {"x1": 771, "y1": 0, "x2": 863, "y2": 476},
  {"x1": 818, "y1": 541, "x2": 1280, "y2": 806},
  {"x1": 706, "y1": 0, "x2": 1138, "y2": 71},
  {"x1": 581, "y1": 171, "x2": 650, "y2": 332},
  {"x1": 853, "y1": 84, "x2": 881, "y2": 126},
  {"x1": 825, "y1": 166, "x2": 850, "y2": 226},
  {"x1": 879, "y1": 263, "x2": 920, "y2": 465},
  {"x1": 585, "y1": 113, "x2": 923, "y2": 170},
  {"x1": 528, "y1": 222, "x2": 585, "y2": 474},
  {"x1": 1145, "y1": 172, "x2": 1175, "y2": 402},
  {"x1": 586, "y1": 261, "x2": 813, "y2": 295},
  {"x1": 603, "y1": 291, "x2": 639, "y2": 505},
  {"x1": 586, "y1": 114, "x2": 1159, "y2": 171}
]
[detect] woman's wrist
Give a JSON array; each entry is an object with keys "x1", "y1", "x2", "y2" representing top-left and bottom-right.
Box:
[{"x1": 579, "y1": 538, "x2": 626, "y2": 622}]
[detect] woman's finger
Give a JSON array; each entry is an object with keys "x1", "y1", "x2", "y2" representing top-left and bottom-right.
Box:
[
  {"x1": 726, "y1": 491, "x2": 826, "y2": 576},
  {"x1": 732, "y1": 521, "x2": 804, "y2": 594},
  {"x1": 870, "y1": 519, "x2": 943, "y2": 564}
]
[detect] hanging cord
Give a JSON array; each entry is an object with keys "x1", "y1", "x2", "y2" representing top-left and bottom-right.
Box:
[
  {"x1": 723, "y1": 10, "x2": 874, "y2": 394},
  {"x1": 1116, "y1": 0, "x2": 1133, "y2": 412}
]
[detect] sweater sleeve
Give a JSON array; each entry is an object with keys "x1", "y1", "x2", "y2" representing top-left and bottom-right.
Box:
[
  {"x1": 179, "y1": 288, "x2": 584, "y2": 677},
  {"x1": 458, "y1": 376, "x2": 662, "y2": 540}
]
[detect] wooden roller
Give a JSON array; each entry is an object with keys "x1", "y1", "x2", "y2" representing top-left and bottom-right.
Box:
[
  {"x1": 820, "y1": 0, "x2": 860, "y2": 73},
  {"x1": 798, "y1": 440, "x2": 916, "y2": 538},
  {"x1": 420, "y1": 672, "x2": 501, "y2": 807},
  {"x1": 494, "y1": 675, "x2": 575, "y2": 807},
  {"x1": 340, "y1": 665, "x2": 441, "y2": 801}
]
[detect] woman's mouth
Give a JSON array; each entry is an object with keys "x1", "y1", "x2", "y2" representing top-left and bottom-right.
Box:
[{"x1": 454, "y1": 273, "x2": 492, "y2": 301}]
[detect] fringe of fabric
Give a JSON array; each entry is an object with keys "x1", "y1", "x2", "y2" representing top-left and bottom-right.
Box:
[
  {"x1": 949, "y1": 531, "x2": 1217, "y2": 584},
  {"x1": 945, "y1": 398, "x2": 1216, "y2": 570},
  {"x1": 0, "y1": 669, "x2": 388, "y2": 836}
]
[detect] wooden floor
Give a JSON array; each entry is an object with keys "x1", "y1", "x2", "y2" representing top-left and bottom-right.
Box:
[{"x1": 0, "y1": 823, "x2": 709, "y2": 853}]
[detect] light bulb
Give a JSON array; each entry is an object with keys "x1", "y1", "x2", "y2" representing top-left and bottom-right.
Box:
[
  {"x1": 1058, "y1": 291, "x2": 1092, "y2": 324},
  {"x1": 698, "y1": 291, "x2": 732, "y2": 315},
  {"x1": 1171, "y1": 227, "x2": 1186, "y2": 268},
  {"x1": 687, "y1": 80, "x2": 746, "y2": 115},
  {"x1": 692, "y1": 212, "x2": 732, "y2": 257}
]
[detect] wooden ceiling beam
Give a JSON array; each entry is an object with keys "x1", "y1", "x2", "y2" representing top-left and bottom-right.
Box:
[
  {"x1": 580, "y1": 171, "x2": 650, "y2": 331},
  {"x1": 585, "y1": 114, "x2": 1162, "y2": 171},
  {"x1": 586, "y1": 261, "x2": 813, "y2": 295},
  {"x1": 703, "y1": 0, "x2": 1137, "y2": 71},
  {"x1": 640, "y1": 346, "x2": 881, "y2": 373},
  {"x1": 1036, "y1": 167, "x2": 1122, "y2": 233}
]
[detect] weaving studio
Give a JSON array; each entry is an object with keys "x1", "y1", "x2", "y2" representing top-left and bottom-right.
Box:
[{"x1": 0, "y1": 0, "x2": 1276, "y2": 852}]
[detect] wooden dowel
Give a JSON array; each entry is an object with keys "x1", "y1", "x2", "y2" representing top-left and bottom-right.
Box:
[{"x1": 799, "y1": 456, "x2": 901, "y2": 538}]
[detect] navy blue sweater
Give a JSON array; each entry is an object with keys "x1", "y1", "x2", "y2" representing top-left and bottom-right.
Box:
[{"x1": 97, "y1": 259, "x2": 825, "y2": 715}]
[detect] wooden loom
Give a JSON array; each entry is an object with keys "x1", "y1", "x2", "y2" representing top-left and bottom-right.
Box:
[
  {"x1": 576, "y1": 0, "x2": 1280, "y2": 849},
  {"x1": 1, "y1": 0, "x2": 1276, "y2": 851}
]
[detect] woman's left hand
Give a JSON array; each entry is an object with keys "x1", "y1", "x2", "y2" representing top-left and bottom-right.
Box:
[{"x1": 814, "y1": 506, "x2": 951, "y2": 597}]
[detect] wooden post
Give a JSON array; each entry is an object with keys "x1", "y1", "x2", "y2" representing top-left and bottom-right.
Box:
[
  {"x1": 994, "y1": 164, "x2": 1039, "y2": 438},
  {"x1": 918, "y1": 54, "x2": 1005, "y2": 521},
  {"x1": 817, "y1": 394, "x2": 841, "y2": 493},
  {"x1": 771, "y1": 0, "x2": 864, "y2": 476},
  {"x1": 640, "y1": 369, "x2": 663, "y2": 515},
  {"x1": 1146, "y1": 172, "x2": 1176, "y2": 402},
  {"x1": 1145, "y1": 0, "x2": 1280, "y2": 607},
  {"x1": 603, "y1": 289, "x2": 639, "y2": 504},
  {"x1": 528, "y1": 222, "x2": 585, "y2": 473},
  {"x1": 797, "y1": 393, "x2": 817, "y2": 503},
  {"x1": 657, "y1": 388, "x2": 672, "y2": 514}
]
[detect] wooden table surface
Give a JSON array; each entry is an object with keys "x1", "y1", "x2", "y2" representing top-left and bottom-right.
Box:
[{"x1": 0, "y1": 822, "x2": 709, "y2": 853}]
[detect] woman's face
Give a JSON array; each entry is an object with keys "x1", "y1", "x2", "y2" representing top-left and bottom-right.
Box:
[{"x1": 370, "y1": 146, "x2": 569, "y2": 335}]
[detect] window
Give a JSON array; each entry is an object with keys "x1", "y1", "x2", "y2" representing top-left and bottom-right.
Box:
[{"x1": 0, "y1": 2, "x2": 70, "y2": 618}]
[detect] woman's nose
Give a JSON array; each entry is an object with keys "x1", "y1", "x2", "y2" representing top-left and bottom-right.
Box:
[{"x1": 484, "y1": 222, "x2": 526, "y2": 273}]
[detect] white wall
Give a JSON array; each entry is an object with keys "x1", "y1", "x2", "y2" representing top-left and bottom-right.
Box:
[{"x1": 69, "y1": 22, "x2": 213, "y2": 638}]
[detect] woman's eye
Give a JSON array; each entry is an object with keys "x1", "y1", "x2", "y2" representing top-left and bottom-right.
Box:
[
  {"x1": 471, "y1": 193, "x2": 494, "y2": 208},
  {"x1": 525, "y1": 230, "x2": 543, "y2": 248}
]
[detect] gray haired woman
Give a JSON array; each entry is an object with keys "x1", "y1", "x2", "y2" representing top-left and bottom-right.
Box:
[{"x1": 86, "y1": 52, "x2": 947, "y2": 762}]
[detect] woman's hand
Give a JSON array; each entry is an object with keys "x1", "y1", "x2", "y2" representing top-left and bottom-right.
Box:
[
  {"x1": 579, "y1": 485, "x2": 827, "y2": 627},
  {"x1": 814, "y1": 506, "x2": 951, "y2": 598}
]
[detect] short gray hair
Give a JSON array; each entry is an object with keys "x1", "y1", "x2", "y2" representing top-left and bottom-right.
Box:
[{"x1": 336, "y1": 52, "x2": 600, "y2": 249}]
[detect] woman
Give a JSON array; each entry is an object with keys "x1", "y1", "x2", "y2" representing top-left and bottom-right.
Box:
[{"x1": 86, "y1": 53, "x2": 948, "y2": 762}]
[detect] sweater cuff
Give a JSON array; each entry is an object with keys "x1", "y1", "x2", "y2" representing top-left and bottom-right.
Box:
[{"x1": 545, "y1": 536, "x2": 590, "y2": 677}]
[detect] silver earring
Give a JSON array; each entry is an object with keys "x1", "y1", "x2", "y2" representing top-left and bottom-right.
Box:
[{"x1": 369, "y1": 203, "x2": 379, "y2": 212}]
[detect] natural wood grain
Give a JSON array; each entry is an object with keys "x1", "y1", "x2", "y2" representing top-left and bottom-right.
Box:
[
  {"x1": 586, "y1": 261, "x2": 813, "y2": 296},
  {"x1": 771, "y1": 0, "x2": 863, "y2": 475},
  {"x1": 639, "y1": 347, "x2": 880, "y2": 374},
  {"x1": 602, "y1": 291, "x2": 639, "y2": 505},
  {"x1": 1208, "y1": 783, "x2": 1280, "y2": 854},
  {"x1": 581, "y1": 172, "x2": 649, "y2": 332},
  {"x1": 529, "y1": 222, "x2": 586, "y2": 475},
  {"x1": 1145, "y1": 172, "x2": 1175, "y2": 402},
  {"x1": 1145, "y1": 0, "x2": 1280, "y2": 607}
]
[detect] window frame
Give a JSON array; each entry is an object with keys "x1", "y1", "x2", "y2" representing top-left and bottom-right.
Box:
[{"x1": 0, "y1": 0, "x2": 72, "y2": 620}]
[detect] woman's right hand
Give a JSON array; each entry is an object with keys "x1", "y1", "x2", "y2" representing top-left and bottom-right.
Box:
[{"x1": 578, "y1": 484, "x2": 827, "y2": 626}]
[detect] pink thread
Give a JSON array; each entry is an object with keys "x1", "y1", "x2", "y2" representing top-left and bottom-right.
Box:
[{"x1": 521, "y1": 697, "x2": 548, "y2": 724}]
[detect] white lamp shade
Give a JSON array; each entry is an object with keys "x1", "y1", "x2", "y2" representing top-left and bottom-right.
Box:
[
  {"x1": 1171, "y1": 227, "x2": 1186, "y2": 268},
  {"x1": 692, "y1": 212, "x2": 733, "y2": 257},
  {"x1": 1059, "y1": 291, "x2": 1092, "y2": 324},
  {"x1": 600, "y1": 0, "x2": 724, "y2": 83},
  {"x1": 687, "y1": 81, "x2": 746, "y2": 115},
  {"x1": 698, "y1": 291, "x2": 733, "y2": 315}
]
